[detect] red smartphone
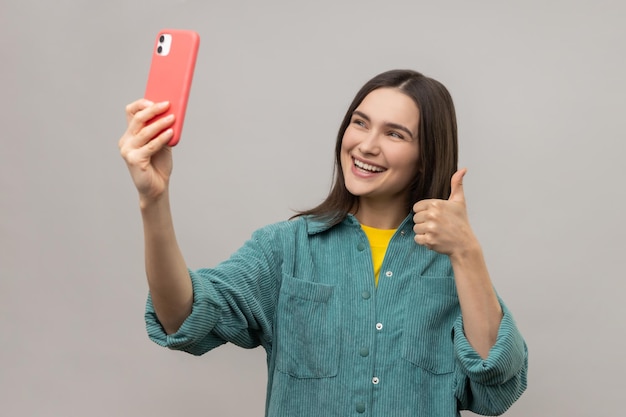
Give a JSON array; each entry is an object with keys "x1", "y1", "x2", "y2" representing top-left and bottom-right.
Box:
[{"x1": 144, "y1": 29, "x2": 200, "y2": 146}]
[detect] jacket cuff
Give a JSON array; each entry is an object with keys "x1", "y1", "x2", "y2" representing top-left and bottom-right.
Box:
[
  {"x1": 145, "y1": 269, "x2": 221, "y2": 354},
  {"x1": 454, "y1": 303, "x2": 527, "y2": 385}
]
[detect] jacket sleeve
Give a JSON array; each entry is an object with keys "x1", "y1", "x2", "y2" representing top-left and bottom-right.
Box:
[
  {"x1": 453, "y1": 301, "x2": 529, "y2": 416},
  {"x1": 144, "y1": 225, "x2": 284, "y2": 356}
]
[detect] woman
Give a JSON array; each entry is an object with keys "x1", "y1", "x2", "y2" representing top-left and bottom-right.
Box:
[{"x1": 119, "y1": 69, "x2": 528, "y2": 416}]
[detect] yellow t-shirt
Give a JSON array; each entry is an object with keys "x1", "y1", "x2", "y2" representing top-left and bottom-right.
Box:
[{"x1": 361, "y1": 224, "x2": 396, "y2": 286}]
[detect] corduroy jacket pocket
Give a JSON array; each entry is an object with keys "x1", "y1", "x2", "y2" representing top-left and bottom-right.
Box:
[
  {"x1": 401, "y1": 275, "x2": 459, "y2": 375},
  {"x1": 275, "y1": 275, "x2": 340, "y2": 378}
]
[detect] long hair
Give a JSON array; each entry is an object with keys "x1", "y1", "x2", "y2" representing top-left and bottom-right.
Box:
[{"x1": 293, "y1": 69, "x2": 458, "y2": 227}]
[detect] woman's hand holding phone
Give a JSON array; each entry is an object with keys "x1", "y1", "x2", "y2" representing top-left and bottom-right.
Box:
[
  {"x1": 118, "y1": 98, "x2": 175, "y2": 205},
  {"x1": 119, "y1": 28, "x2": 200, "y2": 204}
]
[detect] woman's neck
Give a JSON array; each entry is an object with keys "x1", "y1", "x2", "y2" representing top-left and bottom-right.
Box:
[{"x1": 353, "y1": 197, "x2": 408, "y2": 229}]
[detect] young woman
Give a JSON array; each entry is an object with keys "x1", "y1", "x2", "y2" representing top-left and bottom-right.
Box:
[{"x1": 119, "y1": 69, "x2": 528, "y2": 416}]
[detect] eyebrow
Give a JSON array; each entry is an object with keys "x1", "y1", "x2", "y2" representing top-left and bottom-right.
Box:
[{"x1": 352, "y1": 110, "x2": 416, "y2": 140}]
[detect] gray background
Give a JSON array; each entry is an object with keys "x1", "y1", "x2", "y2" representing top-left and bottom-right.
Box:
[{"x1": 1, "y1": 0, "x2": 624, "y2": 416}]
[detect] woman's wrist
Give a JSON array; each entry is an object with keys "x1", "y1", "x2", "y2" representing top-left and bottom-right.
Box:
[
  {"x1": 139, "y1": 189, "x2": 170, "y2": 211},
  {"x1": 449, "y1": 235, "x2": 482, "y2": 266}
]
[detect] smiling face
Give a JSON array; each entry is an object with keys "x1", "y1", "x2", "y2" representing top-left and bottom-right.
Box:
[{"x1": 340, "y1": 87, "x2": 420, "y2": 213}]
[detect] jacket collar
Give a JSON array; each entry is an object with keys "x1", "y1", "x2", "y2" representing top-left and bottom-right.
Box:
[{"x1": 305, "y1": 213, "x2": 414, "y2": 235}]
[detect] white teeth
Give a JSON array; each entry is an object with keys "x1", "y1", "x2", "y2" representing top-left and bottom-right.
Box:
[{"x1": 354, "y1": 158, "x2": 385, "y2": 172}]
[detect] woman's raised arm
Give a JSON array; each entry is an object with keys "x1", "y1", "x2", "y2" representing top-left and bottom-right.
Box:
[{"x1": 119, "y1": 99, "x2": 192, "y2": 334}]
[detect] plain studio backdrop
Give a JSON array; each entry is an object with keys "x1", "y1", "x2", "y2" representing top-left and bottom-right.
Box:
[{"x1": 1, "y1": 0, "x2": 624, "y2": 416}]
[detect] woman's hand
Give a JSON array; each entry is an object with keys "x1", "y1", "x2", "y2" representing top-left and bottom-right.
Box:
[
  {"x1": 412, "y1": 168, "x2": 479, "y2": 259},
  {"x1": 118, "y1": 99, "x2": 176, "y2": 203}
]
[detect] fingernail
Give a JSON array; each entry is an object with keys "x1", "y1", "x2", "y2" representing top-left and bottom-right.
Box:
[{"x1": 159, "y1": 101, "x2": 170, "y2": 107}]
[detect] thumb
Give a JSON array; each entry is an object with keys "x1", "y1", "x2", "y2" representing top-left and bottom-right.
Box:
[{"x1": 448, "y1": 168, "x2": 467, "y2": 203}]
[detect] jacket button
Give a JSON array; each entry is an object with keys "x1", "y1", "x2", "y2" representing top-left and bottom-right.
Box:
[
  {"x1": 357, "y1": 242, "x2": 366, "y2": 251},
  {"x1": 361, "y1": 291, "x2": 371, "y2": 300},
  {"x1": 356, "y1": 403, "x2": 366, "y2": 413},
  {"x1": 359, "y1": 347, "x2": 369, "y2": 357}
]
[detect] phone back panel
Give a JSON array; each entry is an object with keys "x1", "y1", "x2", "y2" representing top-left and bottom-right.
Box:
[{"x1": 144, "y1": 29, "x2": 200, "y2": 146}]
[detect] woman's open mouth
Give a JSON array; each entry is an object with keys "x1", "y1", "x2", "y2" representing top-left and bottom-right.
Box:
[{"x1": 353, "y1": 157, "x2": 386, "y2": 173}]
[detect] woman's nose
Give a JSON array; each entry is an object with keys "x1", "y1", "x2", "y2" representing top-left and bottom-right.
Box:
[{"x1": 357, "y1": 131, "x2": 380, "y2": 155}]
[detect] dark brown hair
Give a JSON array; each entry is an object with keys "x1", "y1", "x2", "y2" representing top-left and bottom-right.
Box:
[{"x1": 293, "y1": 69, "x2": 458, "y2": 226}]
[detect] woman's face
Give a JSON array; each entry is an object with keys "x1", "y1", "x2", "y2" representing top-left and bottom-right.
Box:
[{"x1": 341, "y1": 87, "x2": 420, "y2": 206}]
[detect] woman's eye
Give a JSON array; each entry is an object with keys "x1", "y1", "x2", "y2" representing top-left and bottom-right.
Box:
[
  {"x1": 352, "y1": 119, "x2": 366, "y2": 127},
  {"x1": 389, "y1": 131, "x2": 404, "y2": 139}
]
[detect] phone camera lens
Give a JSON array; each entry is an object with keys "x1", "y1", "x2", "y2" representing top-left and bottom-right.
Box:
[
  {"x1": 157, "y1": 45, "x2": 163, "y2": 54},
  {"x1": 159, "y1": 35, "x2": 165, "y2": 43}
]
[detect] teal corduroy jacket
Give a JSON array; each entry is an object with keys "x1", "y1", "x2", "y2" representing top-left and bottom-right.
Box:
[{"x1": 146, "y1": 214, "x2": 528, "y2": 416}]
